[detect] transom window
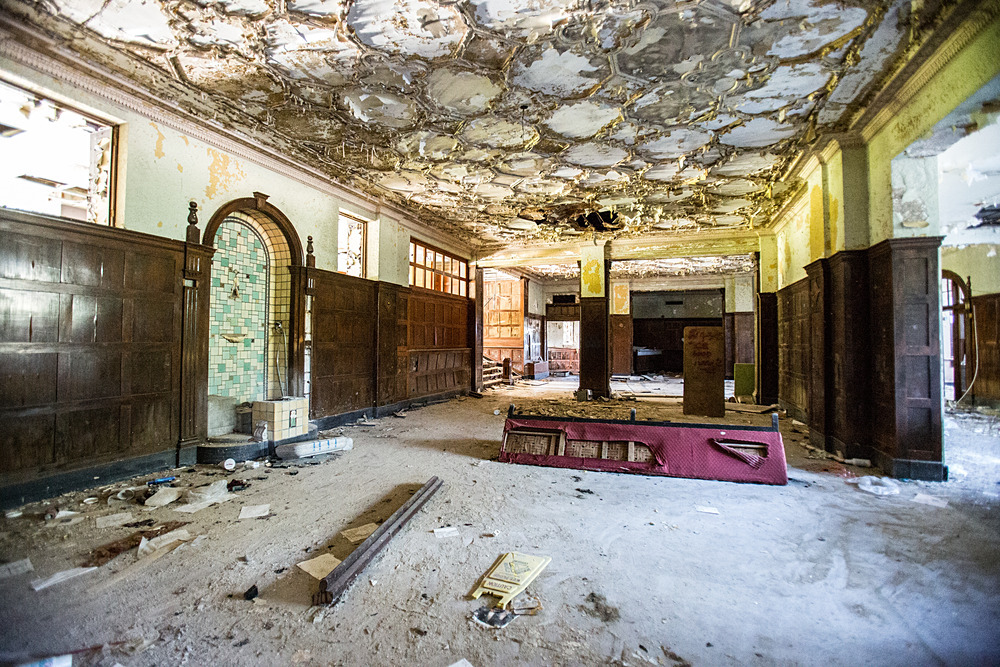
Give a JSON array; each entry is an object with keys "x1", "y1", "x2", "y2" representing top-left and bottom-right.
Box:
[{"x1": 409, "y1": 239, "x2": 468, "y2": 297}]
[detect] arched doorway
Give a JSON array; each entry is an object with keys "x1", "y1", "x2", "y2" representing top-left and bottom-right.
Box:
[
  {"x1": 203, "y1": 194, "x2": 303, "y2": 434},
  {"x1": 941, "y1": 270, "x2": 975, "y2": 402}
]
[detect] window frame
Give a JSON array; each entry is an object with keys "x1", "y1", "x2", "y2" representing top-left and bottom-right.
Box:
[
  {"x1": 0, "y1": 76, "x2": 120, "y2": 226},
  {"x1": 408, "y1": 238, "x2": 469, "y2": 297},
  {"x1": 337, "y1": 209, "x2": 369, "y2": 278}
]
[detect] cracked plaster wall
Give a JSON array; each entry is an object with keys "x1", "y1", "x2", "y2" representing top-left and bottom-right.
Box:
[{"x1": 867, "y1": 15, "x2": 1000, "y2": 244}]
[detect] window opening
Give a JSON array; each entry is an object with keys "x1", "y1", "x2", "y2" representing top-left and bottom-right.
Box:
[
  {"x1": 0, "y1": 78, "x2": 114, "y2": 224},
  {"x1": 408, "y1": 238, "x2": 468, "y2": 297},
  {"x1": 338, "y1": 210, "x2": 367, "y2": 277}
]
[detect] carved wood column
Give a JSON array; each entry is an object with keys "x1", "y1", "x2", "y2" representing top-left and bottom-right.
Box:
[{"x1": 805, "y1": 258, "x2": 831, "y2": 451}]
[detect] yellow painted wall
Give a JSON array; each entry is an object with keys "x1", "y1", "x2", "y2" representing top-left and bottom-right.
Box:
[
  {"x1": 774, "y1": 194, "x2": 811, "y2": 289},
  {"x1": 759, "y1": 234, "x2": 779, "y2": 293},
  {"x1": 580, "y1": 242, "x2": 607, "y2": 298},
  {"x1": 824, "y1": 151, "x2": 845, "y2": 253},
  {"x1": 942, "y1": 244, "x2": 1000, "y2": 296},
  {"x1": 611, "y1": 282, "x2": 630, "y2": 314},
  {"x1": 867, "y1": 15, "x2": 1000, "y2": 244}
]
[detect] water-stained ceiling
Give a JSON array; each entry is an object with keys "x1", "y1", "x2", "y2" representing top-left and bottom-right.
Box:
[{"x1": 3, "y1": 0, "x2": 912, "y2": 250}]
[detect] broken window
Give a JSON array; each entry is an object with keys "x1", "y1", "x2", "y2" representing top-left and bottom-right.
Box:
[
  {"x1": 409, "y1": 239, "x2": 468, "y2": 297},
  {"x1": 337, "y1": 210, "x2": 367, "y2": 277},
  {"x1": 0, "y1": 79, "x2": 115, "y2": 225}
]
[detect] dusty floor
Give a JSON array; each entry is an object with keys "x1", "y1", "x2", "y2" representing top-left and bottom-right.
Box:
[{"x1": 1, "y1": 379, "x2": 999, "y2": 667}]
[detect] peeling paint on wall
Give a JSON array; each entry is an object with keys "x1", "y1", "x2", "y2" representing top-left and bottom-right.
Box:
[
  {"x1": 150, "y1": 122, "x2": 165, "y2": 159},
  {"x1": 205, "y1": 148, "x2": 247, "y2": 199},
  {"x1": 581, "y1": 257, "x2": 603, "y2": 298},
  {"x1": 612, "y1": 283, "x2": 630, "y2": 315}
]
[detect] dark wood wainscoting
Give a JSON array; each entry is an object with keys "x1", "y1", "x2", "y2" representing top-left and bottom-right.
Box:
[
  {"x1": 868, "y1": 238, "x2": 943, "y2": 479},
  {"x1": 723, "y1": 311, "x2": 754, "y2": 378},
  {"x1": 307, "y1": 268, "x2": 376, "y2": 418},
  {"x1": 0, "y1": 209, "x2": 211, "y2": 488},
  {"x1": 632, "y1": 317, "x2": 720, "y2": 373},
  {"x1": 611, "y1": 314, "x2": 632, "y2": 376},
  {"x1": 827, "y1": 251, "x2": 870, "y2": 458},
  {"x1": 777, "y1": 279, "x2": 809, "y2": 421},
  {"x1": 970, "y1": 292, "x2": 1000, "y2": 402}
]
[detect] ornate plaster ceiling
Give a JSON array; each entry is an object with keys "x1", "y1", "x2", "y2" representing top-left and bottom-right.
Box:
[
  {"x1": 518, "y1": 254, "x2": 755, "y2": 280},
  {"x1": 3, "y1": 0, "x2": 909, "y2": 249}
]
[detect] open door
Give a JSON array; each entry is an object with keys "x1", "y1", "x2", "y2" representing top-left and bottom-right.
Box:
[{"x1": 941, "y1": 270, "x2": 974, "y2": 401}]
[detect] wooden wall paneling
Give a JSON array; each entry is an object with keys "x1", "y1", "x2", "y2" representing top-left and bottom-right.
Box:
[
  {"x1": 375, "y1": 282, "x2": 402, "y2": 406},
  {"x1": 472, "y1": 268, "x2": 483, "y2": 392},
  {"x1": 970, "y1": 293, "x2": 1000, "y2": 401},
  {"x1": 868, "y1": 238, "x2": 944, "y2": 480},
  {"x1": 827, "y1": 251, "x2": 870, "y2": 459},
  {"x1": 307, "y1": 268, "x2": 376, "y2": 419},
  {"x1": 757, "y1": 292, "x2": 779, "y2": 405},
  {"x1": 545, "y1": 303, "x2": 580, "y2": 321},
  {"x1": 180, "y1": 244, "x2": 214, "y2": 448},
  {"x1": 724, "y1": 312, "x2": 735, "y2": 378},
  {"x1": 611, "y1": 314, "x2": 633, "y2": 375},
  {"x1": 580, "y1": 280, "x2": 610, "y2": 398},
  {"x1": 734, "y1": 312, "x2": 754, "y2": 364},
  {"x1": 806, "y1": 259, "x2": 831, "y2": 450},
  {"x1": 0, "y1": 209, "x2": 189, "y2": 485},
  {"x1": 777, "y1": 279, "x2": 809, "y2": 420},
  {"x1": 287, "y1": 265, "x2": 307, "y2": 399},
  {"x1": 631, "y1": 317, "x2": 720, "y2": 372}
]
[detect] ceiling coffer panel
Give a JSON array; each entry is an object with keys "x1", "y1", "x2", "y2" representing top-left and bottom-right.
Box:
[{"x1": 18, "y1": 0, "x2": 899, "y2": 249}]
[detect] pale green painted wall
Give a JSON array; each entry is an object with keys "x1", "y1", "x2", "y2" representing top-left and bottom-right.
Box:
[
  {"x1": 942, "y1": 244, "x2": 1000, "y2": 296},
  {"x1": 824, "y1": 151, "x2": 845, "y2": 253}
]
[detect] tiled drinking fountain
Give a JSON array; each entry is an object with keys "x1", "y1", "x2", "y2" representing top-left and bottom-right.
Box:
[{"x1": 197, "y1": 397, "x2": 316, "y2": 463}]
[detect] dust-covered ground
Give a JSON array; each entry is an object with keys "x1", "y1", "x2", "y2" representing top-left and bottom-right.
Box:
[{"x1": 1, "y1": 378, "x2": 999, "y2": 667}]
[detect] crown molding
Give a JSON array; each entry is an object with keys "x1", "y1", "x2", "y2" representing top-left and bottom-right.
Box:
[
  {"x1": 0, "y1": 15, "x2": 473, "y2": 255},
  {"x1": 855, "y1": 0, "x2": 1000, "y2": 143}
]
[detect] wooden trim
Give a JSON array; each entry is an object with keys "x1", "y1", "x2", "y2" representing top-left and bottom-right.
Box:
[{"x1": 202, "y1": 194, "x2": 304, "y2": 265}]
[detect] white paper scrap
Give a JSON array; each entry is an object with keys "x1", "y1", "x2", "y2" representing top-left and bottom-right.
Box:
[
  {"x1": 695, "y1": 506, "x2": 720, "y2": 515},
  {"x1": 54, "y1": 510, "x2": 79, "y2": 519},
  {"x1": 31, "y1": 566, "x2": 97, "y2": 591},
  {"x1": 96, "y1": 512, "x2": 134, "y2": 529},
  {"x1": 341, "y1": 523, "x2": 379, "y2": 544},
  {"x1": 0, "y1": 557, "x2": 33, "y2": 580},
  {"x1": 911, "y1": 493, "x2": 949, "y2": 508},
  {"x1": 137, "y1": 528, "x2": 192, "y2": 558},
  {"x1": 433, "y1": 526, "x2": 460, "y2": 539},
  {"x1": 239, "y1": 504, "x2": 271, "y2": 520},
  {"x1": 448, "y1": 660, "x2": 476, "y2": 667},
  {"x1": 297, "y1": 554, "x2": 341, "y2": 580}
]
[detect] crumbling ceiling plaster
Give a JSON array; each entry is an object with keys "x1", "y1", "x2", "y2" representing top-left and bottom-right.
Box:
[
  {"x1": 3, "y1": 0, "x2": 925, "y2": 250},
  {"x1": 518, "y1": 254, "x2": 756, "y2": 281}
]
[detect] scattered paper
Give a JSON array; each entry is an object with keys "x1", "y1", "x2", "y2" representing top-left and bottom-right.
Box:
[
  {"x1": 911, "y1": 493, "x2": 948, "y2": 508},
  {"x1": 341, "y1": 523, "x2": 379, "y2": 544},
  {"x1": 31, "y1": 567, "x2": 97, "y2": 591},
  {"x1": 0, "y1": 557, "x2": 33, "y2": 580},
  {"x1": 54, "y1": 510, "x2": 78, "y2": 519},
  {"x1": 297, "y1": 554, "x2": 341, "y2": 580},
  {"x1": 45, "y1": 516, "x2": 85, "y2": 528},
  {"x1": 449, "y1": 658, "x2": 476, "y2": 667},
  {"x1": 137, "y1": 528, "x2": 192, "y2": 559},
  {"x1": 4, "y1": 510, "x2": 22, "y2": 519},
  {"x1": 96, "y1": 512, "x2": 134, "y2": 529},
  {"x1": 174, "y1": 481, "x2": 235, "y2": 513},
  {"x1": 434, "y1": 526, "x2": 460, "y2": 539},
  {"x1": 239, "y1": 504, "x2": 271, "y2": 520},
  {"x1": 145, "y1": 487, "x2": 182, "y2": 508},
  {"x1": 21, "y1": 655, "x2": 71, "y2": 667},
  {"x1": 695, "y1": 506, "x2": 720, "y2": 515}
]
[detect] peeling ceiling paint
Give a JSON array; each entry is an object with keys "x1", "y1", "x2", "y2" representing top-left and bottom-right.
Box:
[
  {"x1": 519, "y1": 255, "x2": 756, "y2": 281},
  {"x1": 6, "y1": 0, "x2": 918, "y2": 250}
]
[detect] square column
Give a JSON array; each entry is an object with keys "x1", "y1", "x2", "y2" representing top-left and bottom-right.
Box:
[{"x1": 579, "y1": 242, "x2": 611, "y2": 398}]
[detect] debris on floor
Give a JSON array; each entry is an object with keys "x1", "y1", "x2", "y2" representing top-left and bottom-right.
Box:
[
  {"x1": 580, "y1": 592, "x2": 621, "y2": 623},
  {"x1": 695, "y1": 506, "x2": 720, "y2": 515},
  {"x1": 470, "y1": 552, "x2": 551, "y2": 608},
  {"x1": 911, "y1": 493, "x2": 949, "y2": 508},
  {"x1": 849, "y1": 476, "x2": 901, "y2": 496},
  {"x1": 0, "y1": 557, "x2": 33, "y2": 580},
  {"x1": 433, "y1": 526, "x2": 460, "y2": 539},
  {"x1": 276, "y1": 437, "x2": 353, "y2": 460},
  {"x1": 30, "y1": 566, "x2": 97, "y2": 592},
  {"x1": 472, "y1": 605, "x2": 516, "y2": 629},
  {"x1": 341, "y1": 522, "x2": 379, "y2": 544},
  {"x1": 238, "y1": 504, "x2": 271, "y2": 520},
  {"x1": 297, "y1": 554, "x2": 342, "y2": 580}
]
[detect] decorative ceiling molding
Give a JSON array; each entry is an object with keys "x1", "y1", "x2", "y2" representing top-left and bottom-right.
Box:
[{"x1": 0, "y1": 14, "x2": 473, "y2": 255}]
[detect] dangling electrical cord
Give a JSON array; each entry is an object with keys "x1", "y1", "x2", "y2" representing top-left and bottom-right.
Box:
[
  {"x1": 957, "y1": 302, "x2": 979, "y2": 405},
  {"x1": 273, "y1": 321, "x2": 286, "y2": 398}
]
